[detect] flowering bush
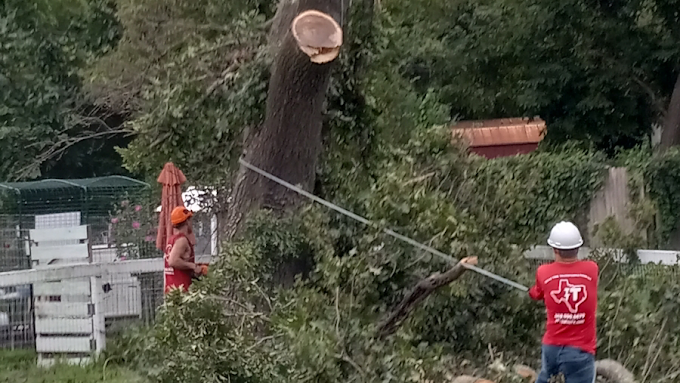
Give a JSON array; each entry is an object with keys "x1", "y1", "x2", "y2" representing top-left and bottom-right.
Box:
[{"x1": 110, "y1": 198, "x2": 160, "y2": 259}]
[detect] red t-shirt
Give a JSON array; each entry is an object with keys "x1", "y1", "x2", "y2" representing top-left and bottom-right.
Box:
[
  {"x1": 528, "y1": 260, "x2": 599, "y2": 354},
  {"x1": 163, "y1": 233, "x2": 195, "y2": 294}
]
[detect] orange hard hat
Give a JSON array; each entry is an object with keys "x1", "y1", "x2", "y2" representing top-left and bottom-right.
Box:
[{"x1": 170, "y1": 206, "x2": 193, "y2": 225}]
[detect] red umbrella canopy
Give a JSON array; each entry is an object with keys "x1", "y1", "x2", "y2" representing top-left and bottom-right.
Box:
[{"x1": 156, "y1": 162, "x2": 195, "y2": 251}]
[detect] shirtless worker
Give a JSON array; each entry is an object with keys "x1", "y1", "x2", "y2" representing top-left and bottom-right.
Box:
[
  {"x1": 529, "y1": 221, "x2": 599, "y2": 383},
  {"x1": 164, "y1": 206, "x2": 204, "y2": 294}
]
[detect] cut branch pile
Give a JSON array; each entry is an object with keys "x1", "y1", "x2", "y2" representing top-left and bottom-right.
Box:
[{"x1": 450, "y1": 359, "x2": 637, "y2": 383}]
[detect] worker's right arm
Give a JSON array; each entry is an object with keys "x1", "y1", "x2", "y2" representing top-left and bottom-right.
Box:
[
  {"x1": 167, "y1": 237, "x2": 200, "y2": 273},
  {"x1": 528, "y1": 272, "x2": 543, "y2": 300}
]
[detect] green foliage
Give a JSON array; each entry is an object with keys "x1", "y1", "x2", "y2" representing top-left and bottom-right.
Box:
[
  {"x1": 88, "y1": 0, "x2": 274, "y2": 183},
  {"x1": 107, "y1": 127, "x2": 633, "y2": 382},
  {"x1": 0, "y1": 0, "x2": 122, "y2": 180},
  {"x1": 384, "y1": 0, "x2": 680, "y2": 152},
  {"x1": 0, "y1": 349, "x2": 147, "y2": 383},
  {"x1": 113, "y1": 205, "x2": 680, "y2": 382},
  {"x1": 615, "y1": 144, "x2": 680, "y2": 247},
  {"x1": 643, "y1": 149, "x2": 680, "y2": 245},
  {"x1": 594, "y1": 249, "x2": 680, "y2": 381}
]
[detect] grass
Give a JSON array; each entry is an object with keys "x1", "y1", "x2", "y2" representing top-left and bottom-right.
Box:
[{"x1": 0, "y1": 349, "x2": 147, "y2": 383}]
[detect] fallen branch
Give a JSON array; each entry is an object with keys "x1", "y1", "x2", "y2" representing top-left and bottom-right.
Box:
[
  {"x1": 596, "y1": 359, "x2": 636, "y2": 383},
  {"x1": 450, "y1": 376, "x2": 494, "y2": 383},
  {"x1": 376, "y1": 256, "x2": 478, "y2": 338}
]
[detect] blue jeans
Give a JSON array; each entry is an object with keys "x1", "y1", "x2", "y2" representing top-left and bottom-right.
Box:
[{"x1": 537, "y1": 345, "x2": 595, "y2": 383}]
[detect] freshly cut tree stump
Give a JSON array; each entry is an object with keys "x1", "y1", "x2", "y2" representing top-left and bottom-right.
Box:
[{"x1": 292, "y1": 10, "x2": 343, "y2": 63}]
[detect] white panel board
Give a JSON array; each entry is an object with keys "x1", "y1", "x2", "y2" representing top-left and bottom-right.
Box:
[
  {"x1": 36, "y1": 336, "x2": 91, "y2": 353},
  {"x1": 637, "y1": 250, "x2": 680, "y2": 265},
  {"x1": 37, "y1": 356, "x2": 91, "y2": 368},
  {"x1": 34, "y1": 280, "x2": 91, "y2": 296},
  {"x1": 35, "y1": 212, "x2": 81, "y2": 230},
  {"x1": 31, "y1": 244, "x2": 90, "y2": 262},
  {"x1": 0, "y1": 256, "x2": 212, "y2": 288},
  {"x1": 35, "y1": 318, "x2": 93, "y2": 335},
  {"x1": 35, "y1": 302, "x2": 91, "y2": 318},
  {"x1": 91, "y1": 276, "x2": 105, "y2": 352},
  {"x1": 30, "y1": 226, "x2": 88, "y2": 243},
  {"x1": 91, "y1": 246, "x2": 117, "y2": 263},
  {"x1": 101, "y1": 277, "x2": 142, "y2": 318}
]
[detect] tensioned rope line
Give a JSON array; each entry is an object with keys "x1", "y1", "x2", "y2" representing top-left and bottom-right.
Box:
[{"x1": 239, "y1": 158, "x2": 529, "y2": 292}]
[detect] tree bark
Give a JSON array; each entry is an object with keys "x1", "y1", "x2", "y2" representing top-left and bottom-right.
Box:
[
  {"x1": 224, "y1": 0, "x2": 346, "y2": 240},
  {"x1": 658, "y1": 72, "x2": 680, "y2": 151},
  {"x1": 376, "y1": 257, "x2": 478, "y2": 338},
  {"x1": 595, "y1": 359, "x2": 636, "y2": 383}
]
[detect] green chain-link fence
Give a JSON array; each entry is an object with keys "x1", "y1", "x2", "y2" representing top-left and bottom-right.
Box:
[{"x1": 0, "y1": 176, "x2": 168, "y2": 349}]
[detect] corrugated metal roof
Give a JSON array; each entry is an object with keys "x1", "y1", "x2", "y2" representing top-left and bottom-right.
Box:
[{"x1": 452, "y1": 117, "x2": 546, "y2": 147}]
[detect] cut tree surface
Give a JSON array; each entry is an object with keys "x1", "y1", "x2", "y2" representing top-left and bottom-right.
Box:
[
  {"x1": 514, "y1": 364, "x2": 538, "y2": 382},
  {"x1": 292, "y1": 10, "x2": 343, "y2": 63},
  {"x1": 377, "y1": 256, "x2": 478, "y2": 338}
]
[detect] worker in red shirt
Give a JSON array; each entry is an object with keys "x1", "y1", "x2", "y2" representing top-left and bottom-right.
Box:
[
  {"x1": 529, "y1": 221, "x2": 598, "y2": 383},
  {"x1": 163, "y1": 206, "x2": 204, "y2": 294}
]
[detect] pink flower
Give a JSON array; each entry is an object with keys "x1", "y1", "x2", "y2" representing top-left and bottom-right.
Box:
[
  {"x1": 145, "y1": 235, "x2": 154, "y2": 242},
  {"x1": 111, "y1": 218, "x2": 119, "y2": 224},
  {"x1": 132, "y1": 221, "x2": 141, "y2": 229},
  {"x1": 135, "y1": 205, "x2": 142, "y2": 212}
]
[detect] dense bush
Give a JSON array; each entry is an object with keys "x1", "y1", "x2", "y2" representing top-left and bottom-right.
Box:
[{"x1": 103, "y1": 128, "x2": 680, "y2": 382}]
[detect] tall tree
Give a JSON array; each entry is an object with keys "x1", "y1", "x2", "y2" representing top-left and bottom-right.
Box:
[{"x1": 224, "y1": 0, "x2": 346, "y2": 237}]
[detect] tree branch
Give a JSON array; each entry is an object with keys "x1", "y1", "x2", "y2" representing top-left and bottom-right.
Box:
[
  {"x1": 13, "y1": 124, "x2": 134, "y2": 181},
  {"x1": 376, "y1": 256, "x2": 478, "y2": 338}
]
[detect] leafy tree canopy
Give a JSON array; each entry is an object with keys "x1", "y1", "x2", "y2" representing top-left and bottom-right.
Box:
[{"x1": 0, "y1": 0, "x2": 123, "y2": 180}]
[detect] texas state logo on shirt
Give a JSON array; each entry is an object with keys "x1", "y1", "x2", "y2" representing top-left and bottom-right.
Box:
[
  {"x1": 545, "y1": 274, "x2": 592, "y2": 325},
  {"x1": 550, "y1": 279, "x2": 588, "y2": 313}
]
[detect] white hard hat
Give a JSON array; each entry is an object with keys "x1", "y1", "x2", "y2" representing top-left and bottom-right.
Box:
[{"x1": 547, "y1": 221, "x2": 583, "y2": 250}]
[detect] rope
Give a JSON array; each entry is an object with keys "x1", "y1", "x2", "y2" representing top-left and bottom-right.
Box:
[{"x1": 239, "y1": 158, "x2": 529, "y2": 292}]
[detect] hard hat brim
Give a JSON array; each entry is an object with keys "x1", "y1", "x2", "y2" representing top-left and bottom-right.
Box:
[{"x1": 547, "y1": 238, "x2": 583, "y2": 250}]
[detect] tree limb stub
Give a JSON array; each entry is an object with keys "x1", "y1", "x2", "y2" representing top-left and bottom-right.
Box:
[
  {"x1": 376, "y1": 257, "x2": 478, "y2": 338},
  {"x1": 292, "y1": 10, "x2": 343, "y2": 63}
]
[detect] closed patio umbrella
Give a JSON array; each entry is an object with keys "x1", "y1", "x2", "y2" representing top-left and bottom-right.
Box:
[{"x1": 156, "y1": 162, "x2": 195, "y2": 251}]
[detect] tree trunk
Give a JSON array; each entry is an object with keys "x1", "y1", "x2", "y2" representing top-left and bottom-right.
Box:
[
  {"x1": 224, "y1": 0, "x2": 346, "y2": 240},
  {"x1": 659, "y1": 72, "x2": 680, "y2": 150}
]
